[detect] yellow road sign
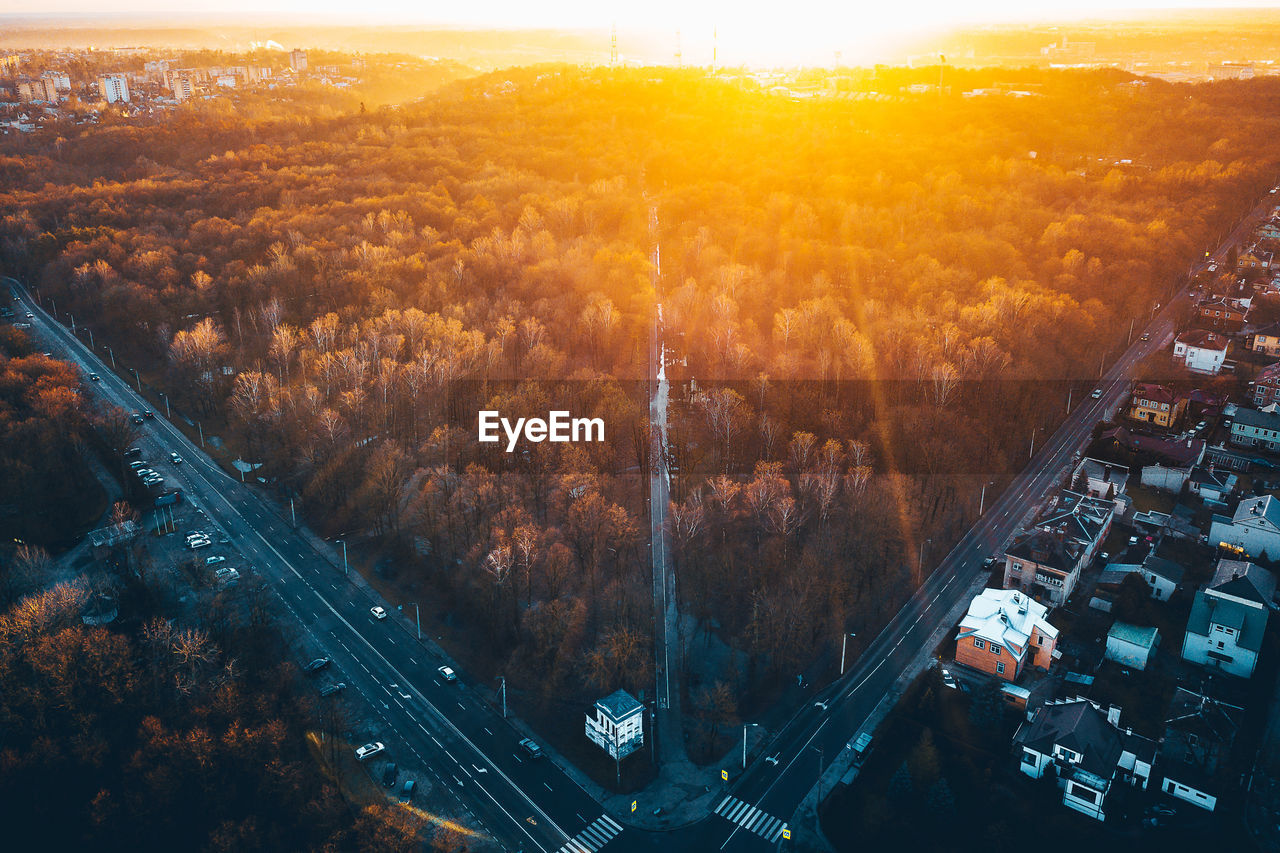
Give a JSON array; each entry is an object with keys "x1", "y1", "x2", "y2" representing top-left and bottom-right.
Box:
[
  {"x1": 721, "y1": 769, "x2": 728, "y2": 781},
  {"x1": 782, "y1": 827, "x2": 791, "y2": 840},
  {"x1": 631, "y1": 800, "x2": 637, "y2": 813}
]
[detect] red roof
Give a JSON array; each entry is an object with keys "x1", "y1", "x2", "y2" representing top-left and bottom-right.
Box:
[
  {"x1": 1132, "y1": 382, "x2": 1176, "y2": 404},
  {"x1": 1176, "y1": 329, "x2": 1228, "y2": 352}
]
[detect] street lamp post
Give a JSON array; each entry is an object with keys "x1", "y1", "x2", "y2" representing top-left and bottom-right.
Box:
[
  {"x1": 87, "y1": 328, "x2": 93, "y2": 349},
  {"x1": 197, "y1": 421, "x2": 204, "y2": 447},
  {"x1": 161, "y1": 393, "x2": 170, "y2": 419},
  {"x1": 130, "y1": 368, "x2": 141, "y2": 393},
  {"x1": 1029, "y1": 426, "x2": 1045, "y2": 459},
  {"x1": 496, "y1": 676, "x2": 506, "y2": 719},
  {"x1": 840, "y1": 632, "x2": 857, "y2": 676},
  {"x1": 413, "y1": 602, "x2": 420, "y2": 640},
  {"x1": 978, "y1": 480, "x2": 995, "y2": 516},
  {"x1": 337, "y1": 539, "x2": 348, "y2": 577},
  {"x1": 69, "y1": 313, "x2": 75, "y2": 334},
  {"x1": 918, "y1": 538, "x2": 931, "y2": 574},
  {"x1": 742, "y1": 722, "x2": 760, "y2": 769}
]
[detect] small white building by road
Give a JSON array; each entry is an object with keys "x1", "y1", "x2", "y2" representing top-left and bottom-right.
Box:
[
  {"x1": 1105, "y1": 621, "x2": 1159, "y2": 670},
  {"x1": 1173, "y1": 330, "x2": 1228, "y2": 375},
  {"x1": 586, "y1": 689, "x2": 644, "y2": 760}
]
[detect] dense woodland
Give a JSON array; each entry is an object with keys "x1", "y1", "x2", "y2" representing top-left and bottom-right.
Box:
[
  {"x1": 0, "y1": 328, "x2": 106, "y2": 546},
  {"x1": 3, "y1": 61, "x2": 1280, "y2": 728}
]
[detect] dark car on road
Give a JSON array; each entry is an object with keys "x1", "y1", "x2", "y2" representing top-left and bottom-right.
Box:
[
  {"x1": 304, "y1": 657, "x2": 331, "y2": 673},
  {"x1": 381, "y1": 763, "x2": 398, "y2": 787},
  {"x1": 398, "y1": 780, "x2": 416, "y2": 803},
  {"x1": 319, "y1": 682, "x2": 346, "y2": 697}
]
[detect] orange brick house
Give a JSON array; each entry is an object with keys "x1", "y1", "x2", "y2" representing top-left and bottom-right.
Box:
[{"x1": 955, "y1": 588, "x2": 1058, "y2": 682}]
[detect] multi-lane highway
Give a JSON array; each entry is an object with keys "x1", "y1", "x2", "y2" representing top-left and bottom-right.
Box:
[
  {"x1": 7, "y1": 277, "x2": 615, "y2": 853},
  {"x1": 5, "y1": 185, "x2": 1273, "y2": 853}
]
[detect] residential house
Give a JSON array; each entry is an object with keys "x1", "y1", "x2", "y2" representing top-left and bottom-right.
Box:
[
  {"x1": 1257, "y1": 220, "x2": 1280, "y2": 242},
  {"x1": 1072, "y1": 457, "x2": 1130, "y2": 504},
  {"x1": 1104, "y1": 621, "x2": 1159, "y2": 670},
  {"x1": 1229, "y1": 405, "x2": 1280, "y2": 452},
  {"x1": 1014, "y1": 697, "x2": 1157, "y2": 821},
  {"x1": 1188, "y1": 466, "x2": 1238, "y2": 503},
  {"x1": 1236, "y1": 249, "x2": 1272, "y2": 273},
  {"x1": 1104, "y1": 426, "x2": 1206, "y2": 470},
  {"x1": 1172, "y1": 330, "x2": 1229, "y2": 375},
  {"x1": 1193, "y1": 295, "x2": 1250, "y2": 333},
  {"x1": 1208, "y1": 495, "x2": 1280, "y2": 559},
  {"x1": 1003, "y1": 490, "x2": 1114, "y2": 606},
  {"x1": 1247, "y1": 323, "x2": 1280, "y2": 358},
  {"x1": 1160, "y1": 688, "x2": 1244, "y2": 812},
  {"x1": 1127, "y1": 383, "x2": 1187, "y2": 429},
  {"x1": 585, "y1": 689, "x2": 644, "y2": 759},
  {"x1": 1181, "y1": 558, "x2": 1277, "y2": 678},
  {"x1": 1254, "y1": 362, "x2": 1280, "y2": 406},
  {"x1": 954, "y1": 588, "x2": 1058, "y2": 682},
  {"x1": 1141, "y1": 462, "x2": 1194, "y2": 493}
]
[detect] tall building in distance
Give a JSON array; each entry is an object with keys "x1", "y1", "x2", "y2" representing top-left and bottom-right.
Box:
[
  {"x1": 16, "y1": 78, "x2": 43, "y2": 103},
  {"x1": 98, "y1": 73, "x2": 130, "y2": 103},
  {"x1": 289, "y1": 49, "x2": 308, "y2": 72},
  {"x1": 172, "y1": 74, "x2": 194, "y2": 101}
]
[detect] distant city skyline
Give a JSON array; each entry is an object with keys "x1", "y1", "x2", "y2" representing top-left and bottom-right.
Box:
[{"x1": 5, "y1": 1, "x2": 1280, "y2": 65}]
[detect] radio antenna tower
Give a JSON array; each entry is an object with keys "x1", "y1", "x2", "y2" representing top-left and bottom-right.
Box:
[
  {"x1": 675, "y1": 30, "x2": 682, "y2": 67},
  {"x1": 610, "y1": 24, "x2": 618, "y2": 66},
  {"x1": 712, "y1": 28, "x2": 718, "y2": 72}
]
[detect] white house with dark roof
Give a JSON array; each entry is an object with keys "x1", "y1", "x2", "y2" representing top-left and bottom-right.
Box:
[
  {"x1": 1160, "y1": 688, "x2": 1244, "y2": 811},
  {"x1": 1173, "y1": 329, "x2": 1229, "y2": 374},
  {"x1": 1181, "y1": 559, "x2": 1277, "y2": 678},
  {"x1": 585, "y1": 689, "x2": 644, "y2": 759},
  {"x1": 1208, "y1": 494, "x2": 1280, "y2": 560},
  {"x1": 1014, "y1": 697, "x2": 1156, "y2": 821},
  {"x1": 1073, "y1": 457, "x2": 1129, "y2": 503}
]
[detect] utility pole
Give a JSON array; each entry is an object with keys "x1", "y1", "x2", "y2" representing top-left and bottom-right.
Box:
[
  {"x1": 610, "y1": 23, "x2": 618, "y2": 66},
  {"x1": 979, "y1": 480, "x2": 994, "y2": 516},
  {"x1": 106, "y1": 347, "x2": 115, "y2": 368},
  {"x1": 496, "y1": 676, "x2": 507, "y2": 718},
  {"x1": 338, "y1": 539, "x2": 348, "y2": 577},
  {"x1": 162, "y1": 394, "x2": 170, "y2": 419},
  {"x1": 840, "y1": 632, "x2": 857, "y2": 675},
  {"x1": 130, "y1": 368, "x2": 141, "y2": 392},
  {"x1": 918, "y1": 538, "x2": 931, "y2": 573},
  {"x1": 87, "y1": 328, "x2": 93, "y2": 349},
  {"x1": 742, "y1": 722, "x2": 760, "y2": 769},
  {"x1": 414, "y1": 602, "x2": 420, "y2": 640},
  {"x1": 197, "y1": 422, "x2": 204, "y2": 447},
  {"x1": 290, "y1": 496, "x2": 296, "y2": 527}
]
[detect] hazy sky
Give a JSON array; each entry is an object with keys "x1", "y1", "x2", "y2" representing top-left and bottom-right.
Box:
[{"x1": 7, "y1": 1, "x2": 1280, "y2": 64}]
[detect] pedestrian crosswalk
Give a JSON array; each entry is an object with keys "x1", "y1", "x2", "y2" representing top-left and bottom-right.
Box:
[
  {"x1": 714, "y1": 795, "x2": 789, "y2": 843},
  {"x1": 557, "y1": 814, "x2": 623, "y2": 853}
]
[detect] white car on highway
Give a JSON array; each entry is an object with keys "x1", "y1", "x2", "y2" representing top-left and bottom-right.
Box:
[
  {"x1": 355, "y1": 742, "x2": 385, "y2": 760},
  {"x1": 371, "y1": 606, "x2": 387, "y2": 620}
]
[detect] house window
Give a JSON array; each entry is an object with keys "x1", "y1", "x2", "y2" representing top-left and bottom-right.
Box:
[
  {"x1": 1218, "y1": 641, "x2": 1226, "y2": 650},
  {"x1": 996, "y1": 661, "x2": 1005, "y2": 674},
  {"x1": 991, "y1": 645, "x2": 1002, "y2": 656},
  {"x1": 1037, "y1": 635, "x2": 1044, "y2": 646},
  {"x1": 1022, "y1": 751, "x2": 1037, "y2": 766},
  {"x1": 974, "y1": 639, "x2": 986, "y2": 650},
  {"x1": 1069, "y1": 784, "x2": 1100, "y2": 805}
]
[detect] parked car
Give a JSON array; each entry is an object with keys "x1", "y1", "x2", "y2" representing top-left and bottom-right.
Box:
[
  {"x1": 519, "y1": 738, "x2": 543, "y2": 758},
  {"x1": 940, "y1": 668, "x2": 959, "y2": 690},
  {"x1": 371, "y1": 606, "x2": 387, "y2": 620},
  {"x1": 1091, "y1": 388, "x2": 1103, "y2": 399},
  {"x1": 304, "y1": 657, "x2": 332, "y2": 673},
  {"x1": 381, "y1": 763, "x2": 399, "y2": 787},
  {"x1": 189, "y1": 538, "x2": 211, "y2": 550},
  {"x1": 213, "y1": 567, "x2": 239, "y2": 584},
  {"x1": 131, "y1": 413, "x2": 144, "y2": 424},
  {"x1": 1146, "y1": 803, "x2": 1177, "y2": 817},
  {"x1": 205, "y1": 555, "x2": 226, "y2": 566},
  {"x1": 129, "y1": 461, "x2": 146, "y2": 470},
  {"x1": 355, "y1": 742, "x2": 384, "y2": 761},
  {"x1": 319, "y1": 682, "x2": 346, "y2": 697},
  {"x1": 170, "y1": 452, "x2": 183, "y2": 464},
  {"x1": 125, "y1": 447, "x2": 143, "y2": 459},
  {"x1": 1196, "y1": 421, "x2": 1207, "y2": 431},
  {"x1": 398, "y1": 780, "x2": 416, "y2": 802},
  {"x1": 24, "y1": 312, "x2": 32, "y2": 318},
  {"x1": 438, "y1": 665, "x2": 457, "y2": 682}
]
